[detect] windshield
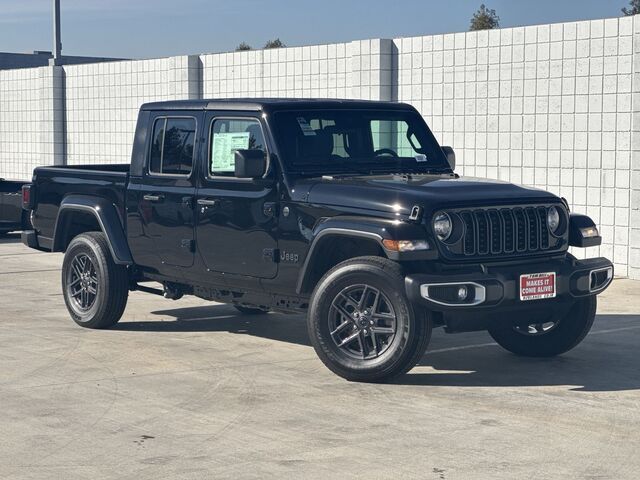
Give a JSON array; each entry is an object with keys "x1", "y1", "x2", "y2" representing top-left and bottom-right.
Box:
[{"x1": 272, "y1": 109, "x2": 450, "y2": 175}]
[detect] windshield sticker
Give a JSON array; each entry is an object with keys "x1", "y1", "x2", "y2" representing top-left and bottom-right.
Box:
[
  {"x1": 211, "y1": 132, "x2": 250, "y2": 172},
  {"x1": 296, "y1": 117, "x2": 316, "y2": 136},
  {"x1": 415, "y1": 154, "x2": 427, "y2": 162}
]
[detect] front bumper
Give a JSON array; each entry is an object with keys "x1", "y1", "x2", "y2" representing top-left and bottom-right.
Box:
[{"x1": 405, "y1": 256, "x2": 613, "y2": 332}]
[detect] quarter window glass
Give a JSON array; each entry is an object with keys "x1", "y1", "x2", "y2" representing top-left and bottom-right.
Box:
[
  {"x1": 149, "y1": 117, "x2": 196, "y2": 175},
  {"x1": 210, "y1": 119, "x2": 266, "y2": 176}
]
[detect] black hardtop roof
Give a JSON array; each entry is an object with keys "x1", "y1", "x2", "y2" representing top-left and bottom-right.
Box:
[{"x1": 140, "y1": 98, "x2": 417, "y2": 112}]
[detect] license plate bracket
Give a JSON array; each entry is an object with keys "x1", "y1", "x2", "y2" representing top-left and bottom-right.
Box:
[{"x1": 520, "y1": 272, "x2": 556, "y2": 301}]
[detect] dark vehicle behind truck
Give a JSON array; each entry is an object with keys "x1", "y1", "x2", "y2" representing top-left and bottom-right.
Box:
[
  {"x1": 0, "y1": 179, "x2": 30, "y2": 234},
  {"x1": 22, "y1": 99, "x2": 613, "y2": 382}
]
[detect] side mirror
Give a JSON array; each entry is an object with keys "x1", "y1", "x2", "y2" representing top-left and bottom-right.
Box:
[
  {"x1": 234, "y1": 149, "x2": 267, "y2": 179},
  {"x1": 441, "y1": 146, "x2": 455, "y2": 170}
]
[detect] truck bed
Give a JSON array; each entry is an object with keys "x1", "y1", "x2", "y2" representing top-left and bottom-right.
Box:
[{"x1": 31, "y1": 164, "x2": 130, "y2": 244}]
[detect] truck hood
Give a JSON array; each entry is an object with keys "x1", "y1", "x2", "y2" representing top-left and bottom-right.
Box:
[{"x1": 291, "y1": 174, "x2": 560, "y2": 217}]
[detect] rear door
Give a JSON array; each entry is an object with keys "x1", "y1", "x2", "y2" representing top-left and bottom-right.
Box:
[
  {"x1": 195, "y1": 113, "x2": 278, "y2": 279},
  {"x1": 129, "y1": 112, "x2": 200, "y2": 270}
]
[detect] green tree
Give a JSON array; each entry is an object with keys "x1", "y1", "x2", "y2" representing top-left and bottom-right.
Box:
[
  {"x1": 622, "y1": 0, "x2": 640, "y2": 15},
  {"x1": 235, "y1": 42, "x2": 252, "y2": 51},
  {"x1": 264, "y1": 38, "x2": 286, "y2": 49},
  {"x1": 469, "y1": 4, "x2": 500, "y2": 31}
]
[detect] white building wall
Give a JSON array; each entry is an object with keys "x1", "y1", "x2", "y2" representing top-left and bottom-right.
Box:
[
  {"x1": 64, "y1": 58, "x2": 171, "y2": 165},
  {"x1": 0, "y1": 67, "x2": 61, "y2": 180},
  {"x1": 64, "y1": 55, "x2": 201, "y2": 166}
]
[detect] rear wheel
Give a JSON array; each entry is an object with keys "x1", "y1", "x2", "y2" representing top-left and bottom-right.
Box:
[
  {"x1": 487, "y1": 296, "x2": 597, "y2": 357},
  {"x1": 62, "y1": 232, "x2": 129, "y2": 329},
  {"x1": 308, "y1": 256, "x2": 431, "y2": 383}
]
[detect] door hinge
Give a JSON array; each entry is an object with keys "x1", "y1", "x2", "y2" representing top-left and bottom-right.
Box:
[
  {"x1": 181, "y1": 239, "x2": 195, "y2": 252},
  {"x1": 263, "y1": 248, "x2": 279, "y2": 263}
]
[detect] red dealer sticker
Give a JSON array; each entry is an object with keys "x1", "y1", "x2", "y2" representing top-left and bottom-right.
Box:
[{"x1": 520, "y1": 272, "x2": 556, "y2": 301}]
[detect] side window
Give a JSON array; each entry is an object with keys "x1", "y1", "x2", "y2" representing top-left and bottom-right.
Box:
[
  {"x1": 210, "y1": 118, "x2": 266, "y2": 176},
  {"x1": 149, "y1": 117, "x2": 196, "y2": 176}
]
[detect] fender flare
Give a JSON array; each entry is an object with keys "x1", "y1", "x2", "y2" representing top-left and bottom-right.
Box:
[
  {"x1": 295, "y1": 216, "x2": 431, "y2": 294},
  {"x1": 52, "y1": 194, "x2": 133, "y2": 265}
]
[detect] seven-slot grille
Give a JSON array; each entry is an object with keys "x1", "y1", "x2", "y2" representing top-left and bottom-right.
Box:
[{"x1": 458, "y1": 206, "x2": 553, "y2": 257}]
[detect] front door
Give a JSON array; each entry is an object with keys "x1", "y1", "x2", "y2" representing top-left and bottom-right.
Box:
[
  {"x1": 131, "y1": 113, "x2": 199, "y2": 270},
  {"x1": 195, "y1": 114, "x2": 278, "y2": 279}
]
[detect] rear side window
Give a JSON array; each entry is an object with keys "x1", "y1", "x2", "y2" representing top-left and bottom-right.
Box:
[{"x1": 149, "y1": 117, "x2": 197, "y2": 176}]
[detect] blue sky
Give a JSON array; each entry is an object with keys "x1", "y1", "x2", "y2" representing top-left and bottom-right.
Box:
[{"x1": 0, "y1": 0, "x2": 626, "y2": 59}]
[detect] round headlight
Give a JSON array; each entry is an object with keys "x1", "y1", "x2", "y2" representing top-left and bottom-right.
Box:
[
  {"x1": 547, "y1": 206, "x2": 561, "y2": 233},
  {"x1": 433, "y1": 212, "x2": 452, "y2": 241}
]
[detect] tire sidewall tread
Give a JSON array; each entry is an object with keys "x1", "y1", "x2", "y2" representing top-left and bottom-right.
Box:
[
  {"x1": 62, "y1": 232, "x2": 128, "y2": 329},
  {"x1": 308, "y1": 256, "x2": 431, "y2": 383},
  {"x1": 488, "y1": 296, "x2": 597, "y2": 357}
]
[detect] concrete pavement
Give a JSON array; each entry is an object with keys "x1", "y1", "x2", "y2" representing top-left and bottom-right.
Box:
[{"x1": 0, "y1": 232, "x2": 639, "y2": 479}]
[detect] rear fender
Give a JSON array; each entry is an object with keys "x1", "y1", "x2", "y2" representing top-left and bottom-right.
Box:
[{"x1": 52, "y1": 194, "x2": 133, "y2": 265}]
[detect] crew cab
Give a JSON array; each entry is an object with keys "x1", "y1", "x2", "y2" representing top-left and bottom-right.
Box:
[{"x1": 22, "y1": 99, "x2": 613, "y2": 382}]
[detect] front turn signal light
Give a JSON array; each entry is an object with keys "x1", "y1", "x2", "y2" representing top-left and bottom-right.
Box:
[
  {"x1": 382, "y1": 239, "x2": 431, "y2": 252},
  {"x1": 579, "y1": 226, "x2": 599, "y2": 238}
]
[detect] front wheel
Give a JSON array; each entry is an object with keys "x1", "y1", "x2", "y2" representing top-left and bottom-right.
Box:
[
  {"x1": 308, "y1": 256, "x2": 431, "y2": 383},
  {"x1": 62, "y1": 232, "x2": 129, "y2": 329},
  {"x1": 487, "y1": 296, "x2": 597, "y2": 357}
]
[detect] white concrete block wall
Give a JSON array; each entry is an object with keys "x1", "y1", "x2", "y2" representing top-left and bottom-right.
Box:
[
  {"x1": 65, "y1": 58, "x2": 171, "y2": 165},
  {"x1": 629, "y1": 17, "x2": 640, "y2": 279},
  {"x1": 395, "y1": 16, "x2": 636, "y2": 277},
  {"x1": 202, "y1": 42, "x2": 353, "y2": 99},
  {"x1": 0, "y1": 67, "x2": 50, "y2": 180}
]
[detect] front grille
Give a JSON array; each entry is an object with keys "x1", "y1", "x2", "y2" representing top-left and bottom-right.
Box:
[{"x1": 458, "y1": 206, "x2": 553, "y2": 257}]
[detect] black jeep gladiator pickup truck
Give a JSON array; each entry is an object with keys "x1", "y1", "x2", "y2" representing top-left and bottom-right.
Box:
[{"x1": 22, "y1": 99, "x2": 613, "y2": 382}]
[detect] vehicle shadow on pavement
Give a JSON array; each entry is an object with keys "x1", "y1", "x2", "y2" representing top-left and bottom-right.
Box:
[
  {"x1": 0, "y1": 233, "x2": 21, "y2": 244},
  {"x1": 405, "y1": 314, "x2": 640, "y2": 392},
  {"x1": 116, "y1": 304, "x2": 312, "y2": 347},
  {"x1": 117, "y1": 307, "x2": 640, "y2": 392}
]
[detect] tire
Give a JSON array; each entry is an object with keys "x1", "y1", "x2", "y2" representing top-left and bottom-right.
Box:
[
  {"x1": 487, "y1": 296, "x2": 597, "y2": 357},
  {"x1": 62, "y1": 232, "x2": 129, "y2": 329},
  {"x1": 234, "y1": 305, "x2": 269, "y2": 315},
  {"x1": 307, "y1": 256, "x2": 431, "y2": 383}
]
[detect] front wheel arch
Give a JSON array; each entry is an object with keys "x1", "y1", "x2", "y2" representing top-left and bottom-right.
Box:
[{"x1": 296, "y1": 233, "x2": 385, "y2": 295}]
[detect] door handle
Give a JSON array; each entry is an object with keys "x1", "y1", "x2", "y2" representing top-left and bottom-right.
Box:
[
  {"x1": 143, "y1": 194, "x2": 164, "y2": 203},
  {"x1": 197, "y1": 198, "x2": 219, "y2": 207}
]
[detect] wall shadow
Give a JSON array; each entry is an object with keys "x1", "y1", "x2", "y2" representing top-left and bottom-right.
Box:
[{"x1": 115, "y1": 306, "x2": 640, "y2": 392}]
